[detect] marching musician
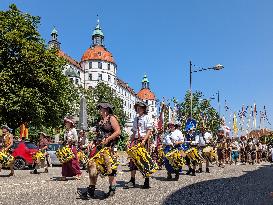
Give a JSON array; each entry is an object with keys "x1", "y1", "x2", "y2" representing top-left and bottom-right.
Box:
[
  {"x1": 163, "y1": 122, "x2": 184, "y2": 180},
  {"x1": 216, "y1": 129, "x2": 226, "y2": 168},
  {"x1": 79, "y1": 103, "x2": 121, "y2": 198},
  {"x1": 195, "y1": 125, "x2": 210, "y2": 173},
  {"x1": 33, "y1": 132, "x2": 49, "y2": 174},
  {"x1": 0, "y1": 125, "x2": 14, "y2": 176},
  {"x1": 124, "y1": 101, "x2": 153, "y2": 189},
  {"x1": 60, "y1": 117, "x2": 82, "y2": 181},
  {"x1": 184, "y1": 126, "x2": 197, "y2": 176}
]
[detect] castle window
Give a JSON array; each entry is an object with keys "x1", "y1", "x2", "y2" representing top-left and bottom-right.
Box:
[
  {"x1": 98, "y1": 52, "x2": 102, "y2": 56},
  {"x1": 89, "y1": 74, "x2": 92, "y2": 81},
  {"x1": 108, "y1": 75, "x2": 111, "y2": 82},
  {"x1": 108, "y1": 63, "x2": 110, "y2": 70},
  {"x1": 98, "y1": 62, "x2": 102, "y2": 69},
  {"x1": 89, "y1": 62, "x2": 92, "y2": 69},
  {"x1": 75, "y1": 79, "x2": 79, "y2": 84},
  {"x1": 98, "y1": 73, "x2": 102, "y2": 81}
]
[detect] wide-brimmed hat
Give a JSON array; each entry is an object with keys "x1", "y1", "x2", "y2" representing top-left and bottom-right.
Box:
[
  {"x1": 97, "y1": 102, "x2": 114, "y2": 114},
  {"x1": 38, "y1": 132, "x2": 47, "y2": 137},
  {"x1": 1, "y1": 125, "x2": 12, "y2": 132},
  {"x1": 134, "y1": 101, "x2": 147, "y2": 111},
  {"x1": 64, "y1": 117, "x2": 75, "y2": 126}
]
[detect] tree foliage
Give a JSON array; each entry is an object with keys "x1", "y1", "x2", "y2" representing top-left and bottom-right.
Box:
[
  {"x1": 83, "y1": 82, "x2": 127, "y2": 128},
  {"x1": 0, "y1": 4, "x2": 79, "y2": 130},
  {"x1": 176, "y1": 91, "x2": 220, "y2": 134}
]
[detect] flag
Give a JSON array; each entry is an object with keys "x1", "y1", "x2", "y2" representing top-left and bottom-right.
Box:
[
  {"x1": 20, "y1": 123, "x2": 28, "y2": 139},
  {"x1": 233, "y1": 113, "x2": 238, "y2": 135},
  {"x1": 253, "y1": 103, "x2": 257, "y2": 129},
  {"x1": 157, "y1": 103, "x2": 165, "y2": 131}
]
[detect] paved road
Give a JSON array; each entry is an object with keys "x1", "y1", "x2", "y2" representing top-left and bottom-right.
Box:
[{"x1": 1, "y1": 162, "x2": 273, "y2": 205}]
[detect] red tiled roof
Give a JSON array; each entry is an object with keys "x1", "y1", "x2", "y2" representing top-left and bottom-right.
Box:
[
  {"x1": 117, "y1": 78, "x2": 137, "y2": 96},
  {"x1": 58, "y1": 50, "x2": 82, "y2": 69},
  {"x1": 81, "y1": 45, "x2": 115, "y2": 63},
  {"x1": 137, "y1": 88, "x2": 155, "y2": 100}
]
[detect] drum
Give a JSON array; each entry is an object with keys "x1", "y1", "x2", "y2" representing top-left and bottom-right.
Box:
[
  {"x1": 165, "y1": 149, "x2": 185, "y2": 170},
  {"x1": 77, "y1": 150, "x2": 88, "y2": 165},
  {"x1": 32, "y1": 151, "x2": 45, "y2": 161},
  {"x1": 0, "y1": 151, "x2": 14, "y2": 168},
  {"x1": 185, "y1": 147, "x2": 203, "y2": 164},
  {"x1": 88, "y1": 147, "x2": 118, "y2": 177},
  {"x1": 127, "y1": 143, "x2": 158, "y2": 177},
  {"x1": 202, "y1": 146, "x2": 217, "y2": 163},
  {"x1": 56, "y1": 146, "x2": 74, "y2": 164}
]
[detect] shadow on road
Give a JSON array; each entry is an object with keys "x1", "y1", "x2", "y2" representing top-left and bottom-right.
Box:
[{"x1": 162, "y1": 165, "x2": 273, "y2": 205}]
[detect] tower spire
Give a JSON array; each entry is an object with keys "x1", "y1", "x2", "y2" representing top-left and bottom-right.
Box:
[
  {"x1": 92, "y1": 16, "x2": 104, "y2": 47},
  {"x1": 142, "y1": 74, "x2": 150, "y2": 89},
  {"x1": 48, "y1": 26, "x2": 60, "y2": 50}
]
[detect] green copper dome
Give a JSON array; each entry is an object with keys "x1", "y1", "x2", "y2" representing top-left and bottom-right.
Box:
[
  {"x1": 142, "y1": 74, "x2": 149, "y2": 83},
  {"x1": 92, "y1": 24, "x2": 104, "y2": 37},
  {"x1": 51, "y1": 27, "x2": 58, "y2": 35}
]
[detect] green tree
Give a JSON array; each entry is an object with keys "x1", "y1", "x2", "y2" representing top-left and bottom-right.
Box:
[
  {"x1": 0, "y1": 4, "x2": 79, "y2": 130},
  {"x1": 83, "y1": 82, "x2": 128, "y2": 150},
  {"x1": 84, "y1": 82, "x2": 127, "y2": 128},
  {"x1": 176, "y1": 91, "x2": 220, "y2": 134}
]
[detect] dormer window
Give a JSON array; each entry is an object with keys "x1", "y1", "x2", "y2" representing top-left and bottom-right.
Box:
[
  {"x1": 98, "y1": 52, "x2": 102, "y2": 56},
  {"x1": 98, "y1": 62, "x2": 102, "y2": 69}
]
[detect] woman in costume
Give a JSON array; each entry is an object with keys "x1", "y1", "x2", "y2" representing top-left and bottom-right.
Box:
[
  {"x1": 33, "y1": 132, "x2": 49, "y2": 174},
  {"x1": 184, "y1": 126, "x2": 197, "y2": 176},
  {"x1": 124, "y1": 101, "x2": 153, "y2": 189},
  {"x1": 163, "y1": 122, "x2": 184, "y2": 180},
  {"x1": 0, "y1": 125, "x2": 15, "y2": 176},
  {"x1": 60, "y1": 117, "x2": 82, "y2": 180},
  {"x1": 79, "y1": 103, "x2": 121, "y2": 198}
]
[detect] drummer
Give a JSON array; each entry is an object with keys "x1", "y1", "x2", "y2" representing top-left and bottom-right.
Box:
[
  {"x1": 184, "y1": 125, "x2": 197, "y2": 176},
  {"x1": 78, "y1": 103, "x2": 121, "y2": 198},
  {"x1": 163, "y1": 122, "x2": 184, "y2": 180},
  {"x1": 195, "y1": 125, "x2": 211, "y2": 173},
  {"x1": 124, "y1": 101, "x2": 153, "y2": 189},
  {"x1": 0, "y1": 125, "x2": 15, "y2": 176},
  {"x1": 33, "y1": 132, "x2": 50, "y2": 174}
]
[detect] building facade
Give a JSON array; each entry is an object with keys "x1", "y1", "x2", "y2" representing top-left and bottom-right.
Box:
[{"x1": 48, "y1": 20, "x2": 157, "y2": 131}]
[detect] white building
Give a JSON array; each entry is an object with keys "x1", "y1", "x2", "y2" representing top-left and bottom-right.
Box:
[{"x1": 48, "y1": 20, "x2": 157, "y2": 131}]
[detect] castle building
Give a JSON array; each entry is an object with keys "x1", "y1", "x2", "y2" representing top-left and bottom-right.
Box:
[{"x1": 48, "y1": 20, "x2": 157, "y2": 130}]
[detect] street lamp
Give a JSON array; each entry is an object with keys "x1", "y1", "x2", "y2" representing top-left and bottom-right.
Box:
[{"x1": 189, "y1": 61, "x2": 223, "y2": 119}]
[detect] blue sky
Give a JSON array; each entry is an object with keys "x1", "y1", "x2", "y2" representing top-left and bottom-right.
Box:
[{"x1": 1, "y1": 0, "x2": 273, "y2": 129}]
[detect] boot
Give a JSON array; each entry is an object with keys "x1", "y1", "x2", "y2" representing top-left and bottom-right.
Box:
[
  {"x1": 33, "y1": 169, "x2": 38, "y2": 174},
  {"x1": 124, "y1": 177, "x2": 135, "y2": 189},
  {"x1": 87, "y1": 185, "x2": 96, "y2": 198},
  {"x1": 206, "y1": 168, "x2": 210, "y2": 173},
  {"x1": 142, "y1": 178, "x2": 150, "y2": 189},
  {"x1": 167, "y1": 172, "x2": 172, "y2": 180},
  {"x1": 191, "y1": 169, "x2": 196, "y2": 176},
  {"x1": 198, "y1": 168, "x2": 203, "y2": 173},
  {"x1": 186, "y1": 168, "x2": 192, "y2": 175},
  {"x1": 106, "y1": 185, "x2": 116, "y2": 197},
  {"x1": 174, "y1": 172, "x2": 179, "y2": 181}
]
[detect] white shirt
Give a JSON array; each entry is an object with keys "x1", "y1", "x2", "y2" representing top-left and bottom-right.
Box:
[
  {"x1": 132, "y1": 114, "x2": 153, "y2": 139},
  {"x1": 163, "y1": 129, "x2": 184, "y2": 146},
  {"x1": 64, "y1": 128, "x2": 78, "y2": 143},
  {"x1": 195, "y1": 133, "x2": 206, "y2": 147}
]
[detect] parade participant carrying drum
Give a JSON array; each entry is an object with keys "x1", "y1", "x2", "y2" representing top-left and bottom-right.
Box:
[
  {"x1": 0, "y1": 125, "x2": 15, "y2": 176},
  {"x1": 183, "y1": 119, "x2": 198, "y2": 176},
  {"x1": 163, "y1": 122, "x2": 184, "y2": 180},
  {"x1": 124, "y1": 102, "x2": 154, "y2": 189},
  {"x1": 59, "y1": 117, "x2": 82, "y2": 181},
  {"x1": 32, "y1": 132, "x2": 49, "y2": 174},
  {"x1": 195, "y1": 125, "x2": 211, "y2": 173},
  {"x1": 78, "y1": 103, "x2": 121, "y2": 199}
]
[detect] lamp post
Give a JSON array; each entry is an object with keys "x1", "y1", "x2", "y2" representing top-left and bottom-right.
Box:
[{"x1": 189, "y1": 61, "x2": 223, "y2": 119}]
